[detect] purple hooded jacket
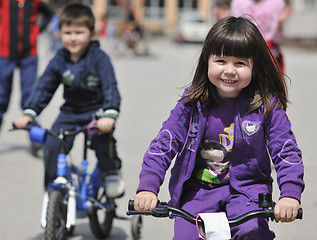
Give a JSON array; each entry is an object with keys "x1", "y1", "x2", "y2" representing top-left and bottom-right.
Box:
[{"x1": 137, "y1": 95, "x2": 304, "y2": 207}]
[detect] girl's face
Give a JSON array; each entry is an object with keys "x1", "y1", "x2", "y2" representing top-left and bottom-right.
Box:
[
  {"x1": 208, "y1": 55, "x2": 253, "y2": 98},
  {"x1": 60, "y1": 23, "x2": 94, "y2": 62}
]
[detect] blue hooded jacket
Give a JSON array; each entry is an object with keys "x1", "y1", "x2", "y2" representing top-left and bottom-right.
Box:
[
  {"x1": 24, "y1": 40, "x2": 120, "y2": 118},
  {"x1": 137, "y1": 94, "x2": 304, "y2": 207}
]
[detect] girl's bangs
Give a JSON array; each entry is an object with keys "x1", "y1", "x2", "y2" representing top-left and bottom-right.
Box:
[{"x1": 210, "y1": 33, "x2": 253, "y2": 59}]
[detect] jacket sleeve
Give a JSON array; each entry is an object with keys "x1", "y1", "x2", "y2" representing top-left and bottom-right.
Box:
[
  {"x1": 265, "y1": 106, "x2": 305, "y2": 203},
  {"x1": 24, "y1": 57, "x2": 61, "y2": 117},
  {"x1": 136, "y1": 100, "x2": 191, "y2": 195},
  {"x1": 95, "y1": 52, "x2": 121, "y2": 119}
]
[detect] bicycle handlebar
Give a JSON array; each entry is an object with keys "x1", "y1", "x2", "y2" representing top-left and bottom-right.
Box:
[
  {"x1": 10, "y1": 121, "x2": 98, "y2": 144},
  {"x1": 126, "y1": 193, "x2": 303, "y2": 228}
]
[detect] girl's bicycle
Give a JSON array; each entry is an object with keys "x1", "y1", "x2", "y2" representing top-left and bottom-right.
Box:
[
  {"x1": 127, "y1": 193, "x2": 303, "y2": 239},
  {"x1": 11, "y1": 121, "x2": 130, "y2": 240}
]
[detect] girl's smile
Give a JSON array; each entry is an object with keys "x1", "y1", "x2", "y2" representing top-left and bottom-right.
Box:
[
  {"x1": 208, "y1": 55, "x2": 253, "y2": 98},
  {"x1": 220, "y1": 78, "x2": 237, "y2": 84}
]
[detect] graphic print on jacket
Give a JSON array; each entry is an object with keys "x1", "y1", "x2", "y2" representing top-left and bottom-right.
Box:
[{"x1": 62, "y1": 69, "x2": 74, "y2": 86}]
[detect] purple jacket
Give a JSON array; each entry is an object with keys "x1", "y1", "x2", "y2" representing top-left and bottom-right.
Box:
[{"x1": 137, "y1": 95, "x2": 305, "y2": 207}]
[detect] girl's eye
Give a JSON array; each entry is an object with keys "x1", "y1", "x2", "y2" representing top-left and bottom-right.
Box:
[
  {"x1": 216, "y1": 59, "x2": 226, "y2": 64},
  {"x1": 236, "y1": 61, "x2": 246, "y2": 66}
]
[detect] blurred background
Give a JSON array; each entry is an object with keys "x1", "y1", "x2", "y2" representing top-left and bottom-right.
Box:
[{"x1": 46, "y1": 0, "x2": 317, "y2": 49}]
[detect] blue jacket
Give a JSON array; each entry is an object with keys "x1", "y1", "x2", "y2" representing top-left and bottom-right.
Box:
[
  {"x1": 137, "y1": 95, "x2": 304, "y2": 207},
  {"x1": 24, "y1": 41, "x2": 121, "y2": 118}
]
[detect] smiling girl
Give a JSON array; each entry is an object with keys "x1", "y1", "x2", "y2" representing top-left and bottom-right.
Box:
[{"x1": 133, "y1": 16, "x2": 304, "y2": 239}]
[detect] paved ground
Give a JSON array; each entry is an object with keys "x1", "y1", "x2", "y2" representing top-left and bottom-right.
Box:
[{"x1": 0, "y1": 33, "x2": 316, "y2": 239}]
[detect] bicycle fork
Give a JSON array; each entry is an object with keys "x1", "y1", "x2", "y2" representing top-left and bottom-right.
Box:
[
  {"x1": 40, "y1": 191, "x2": 49, "y2": 228},
  {"x1": 40, "y1": 152, "x2": 77, "y2": 230},
  {"x1": 40, "y1": 184, "x2": 76, "y2": 229}
]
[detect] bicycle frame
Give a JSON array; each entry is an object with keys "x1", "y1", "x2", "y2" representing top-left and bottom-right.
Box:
[{"x1": 39, "y1": 124, "x2": 110, "y2": 229}]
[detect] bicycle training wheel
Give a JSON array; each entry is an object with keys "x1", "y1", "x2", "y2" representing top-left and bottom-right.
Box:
[
  {"x1": 45, "y1": 190, "x2": 68, "y2": 240},
  {"x1": 88, "y1": 187, "x2": 115, "y2": 239}
]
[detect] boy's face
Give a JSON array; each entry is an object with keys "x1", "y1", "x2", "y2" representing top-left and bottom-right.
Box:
[{"x1": 60, "y1": 23, "x2": 94, "y2": 62}]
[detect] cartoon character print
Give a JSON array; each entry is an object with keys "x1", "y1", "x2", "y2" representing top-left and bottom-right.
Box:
[
  {"x1": 196, "y1": 124, "x2": 234, "y2": 184},
  {"x1": 200, "y1": 141, "x2": 230, "y2": 176}
]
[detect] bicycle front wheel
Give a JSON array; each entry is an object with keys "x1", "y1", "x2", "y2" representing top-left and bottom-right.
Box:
[
  {"x1": 88, "y1": 187, "x2": 115, "y2": 239},
  {"x1": 45, "y1": 190, "x2": 68, "y2": 240}
]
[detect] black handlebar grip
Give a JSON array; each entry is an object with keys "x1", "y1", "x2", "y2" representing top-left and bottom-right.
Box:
[{"x1": 128, "y1": 199, "x2": 135, "y2": 211}]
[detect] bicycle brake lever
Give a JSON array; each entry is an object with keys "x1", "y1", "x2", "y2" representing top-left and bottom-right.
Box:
[{"x1": 152, "y1": 202, "x2": 169, "y2": 217}]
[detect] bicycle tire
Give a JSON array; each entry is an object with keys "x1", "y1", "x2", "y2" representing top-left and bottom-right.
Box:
[
  {"x1": 131, "y1": 215, "x2": 142, "y2": 239},
  {"x1": 88, "y1": 187, "x2": 115, "y2": 239},
  {"x1": 45, "y1": 190, "x2": 68, "y2": 240}
]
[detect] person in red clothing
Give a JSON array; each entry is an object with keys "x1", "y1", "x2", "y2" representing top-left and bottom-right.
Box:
[
  {"x1": 231, "y1": 0, "x2": 293, "y2": 73},
  {"x1": 0, "y1": 0, "x2": 53, "y2": 134}
]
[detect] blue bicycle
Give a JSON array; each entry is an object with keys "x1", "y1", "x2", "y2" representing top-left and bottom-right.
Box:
[{"x1": 12, "y1": 121, "x2": 123, "y2": 239}]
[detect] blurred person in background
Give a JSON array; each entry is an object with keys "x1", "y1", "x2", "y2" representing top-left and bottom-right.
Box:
[
  {"x1": 0, "y1": 0, "x2": 53, "y2": 137},
  {"x1": 117, "y1": 2, "x2": 150, "y2": 56},
  {"x1": 231, "y1": 0, "x2": 293, "y2": 73},
  {"x1": 47, "y1": 4, "x2": 64, "y2": 52},
  {"x1": 214, "y1": 0, "x2": 232, "y2": 20}
]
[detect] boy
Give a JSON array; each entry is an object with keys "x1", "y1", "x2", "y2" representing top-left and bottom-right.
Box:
[{"x1": 13, "y1": 3, "x2": 124, "y2": 198}]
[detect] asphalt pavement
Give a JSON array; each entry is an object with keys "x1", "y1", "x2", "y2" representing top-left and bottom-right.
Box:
[{"x1": 0, "y1": 32, "x2": 316, "y2": 240}]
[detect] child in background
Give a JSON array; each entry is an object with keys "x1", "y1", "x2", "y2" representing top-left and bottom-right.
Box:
[
  {"x1": 214, "y1": 0, "x2": 231, "y2": 20},
  {"x1": 13, "y1": 3, "x2": 124, "y2": 198},
  {"x1": 230, "y1": 0, "x2": 293, "y2": 73},
  {"x1": 133, "y1": 16, "x2": 304, "y2": 239},
  {"x1": 47, "y1": 5, "x2": 64, "y2": 52}
]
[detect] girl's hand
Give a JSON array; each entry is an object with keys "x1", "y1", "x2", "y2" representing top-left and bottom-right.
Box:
[
  {"x1": 13, "y1": 116, "x2": 33, "y2": 128},
  {"x1": 274, "y1": 197, "x2": 300, "y2": 223},
  {"x1": 134, "y1": 191, "x2": 158, "y2": 211},
  {"x1": 97, "y1": 117, "x2": 115, "y2": 133}
]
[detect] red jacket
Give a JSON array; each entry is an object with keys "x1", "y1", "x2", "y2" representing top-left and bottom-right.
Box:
[{"x1": 0, "y1": 0, "x2": 53, "y2": 59}]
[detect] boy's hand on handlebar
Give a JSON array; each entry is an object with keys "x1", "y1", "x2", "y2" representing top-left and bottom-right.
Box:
[
  {"x1": 134, "y1": 191, "x2": 158, "y2": 211},
  {"x1": 13, "y1": 116, "x2": 33, "y2": 128},
  {"x1": 274, "y1": 197, "x2": 300, "y2": 223},
  {"x1": 97, "y1": 117, "x2": 115, "y2": 133}
]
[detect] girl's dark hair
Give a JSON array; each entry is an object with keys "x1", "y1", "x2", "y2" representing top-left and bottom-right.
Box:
[
  {"x1": 59, "y1": 3, "x2": 95, "y2": 31},
  {"x1": 180, "y1": 16, "x2": 288, "y2": 116}
]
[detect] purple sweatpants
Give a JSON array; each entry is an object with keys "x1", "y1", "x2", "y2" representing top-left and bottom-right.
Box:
[{"x1": 173, "y1": 180, "x2": 275, "y2": 239}]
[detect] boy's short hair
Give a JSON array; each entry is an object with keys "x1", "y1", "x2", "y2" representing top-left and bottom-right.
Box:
[{"x1": 59, "y1": 3, "x2": 95, "y2": 31}]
